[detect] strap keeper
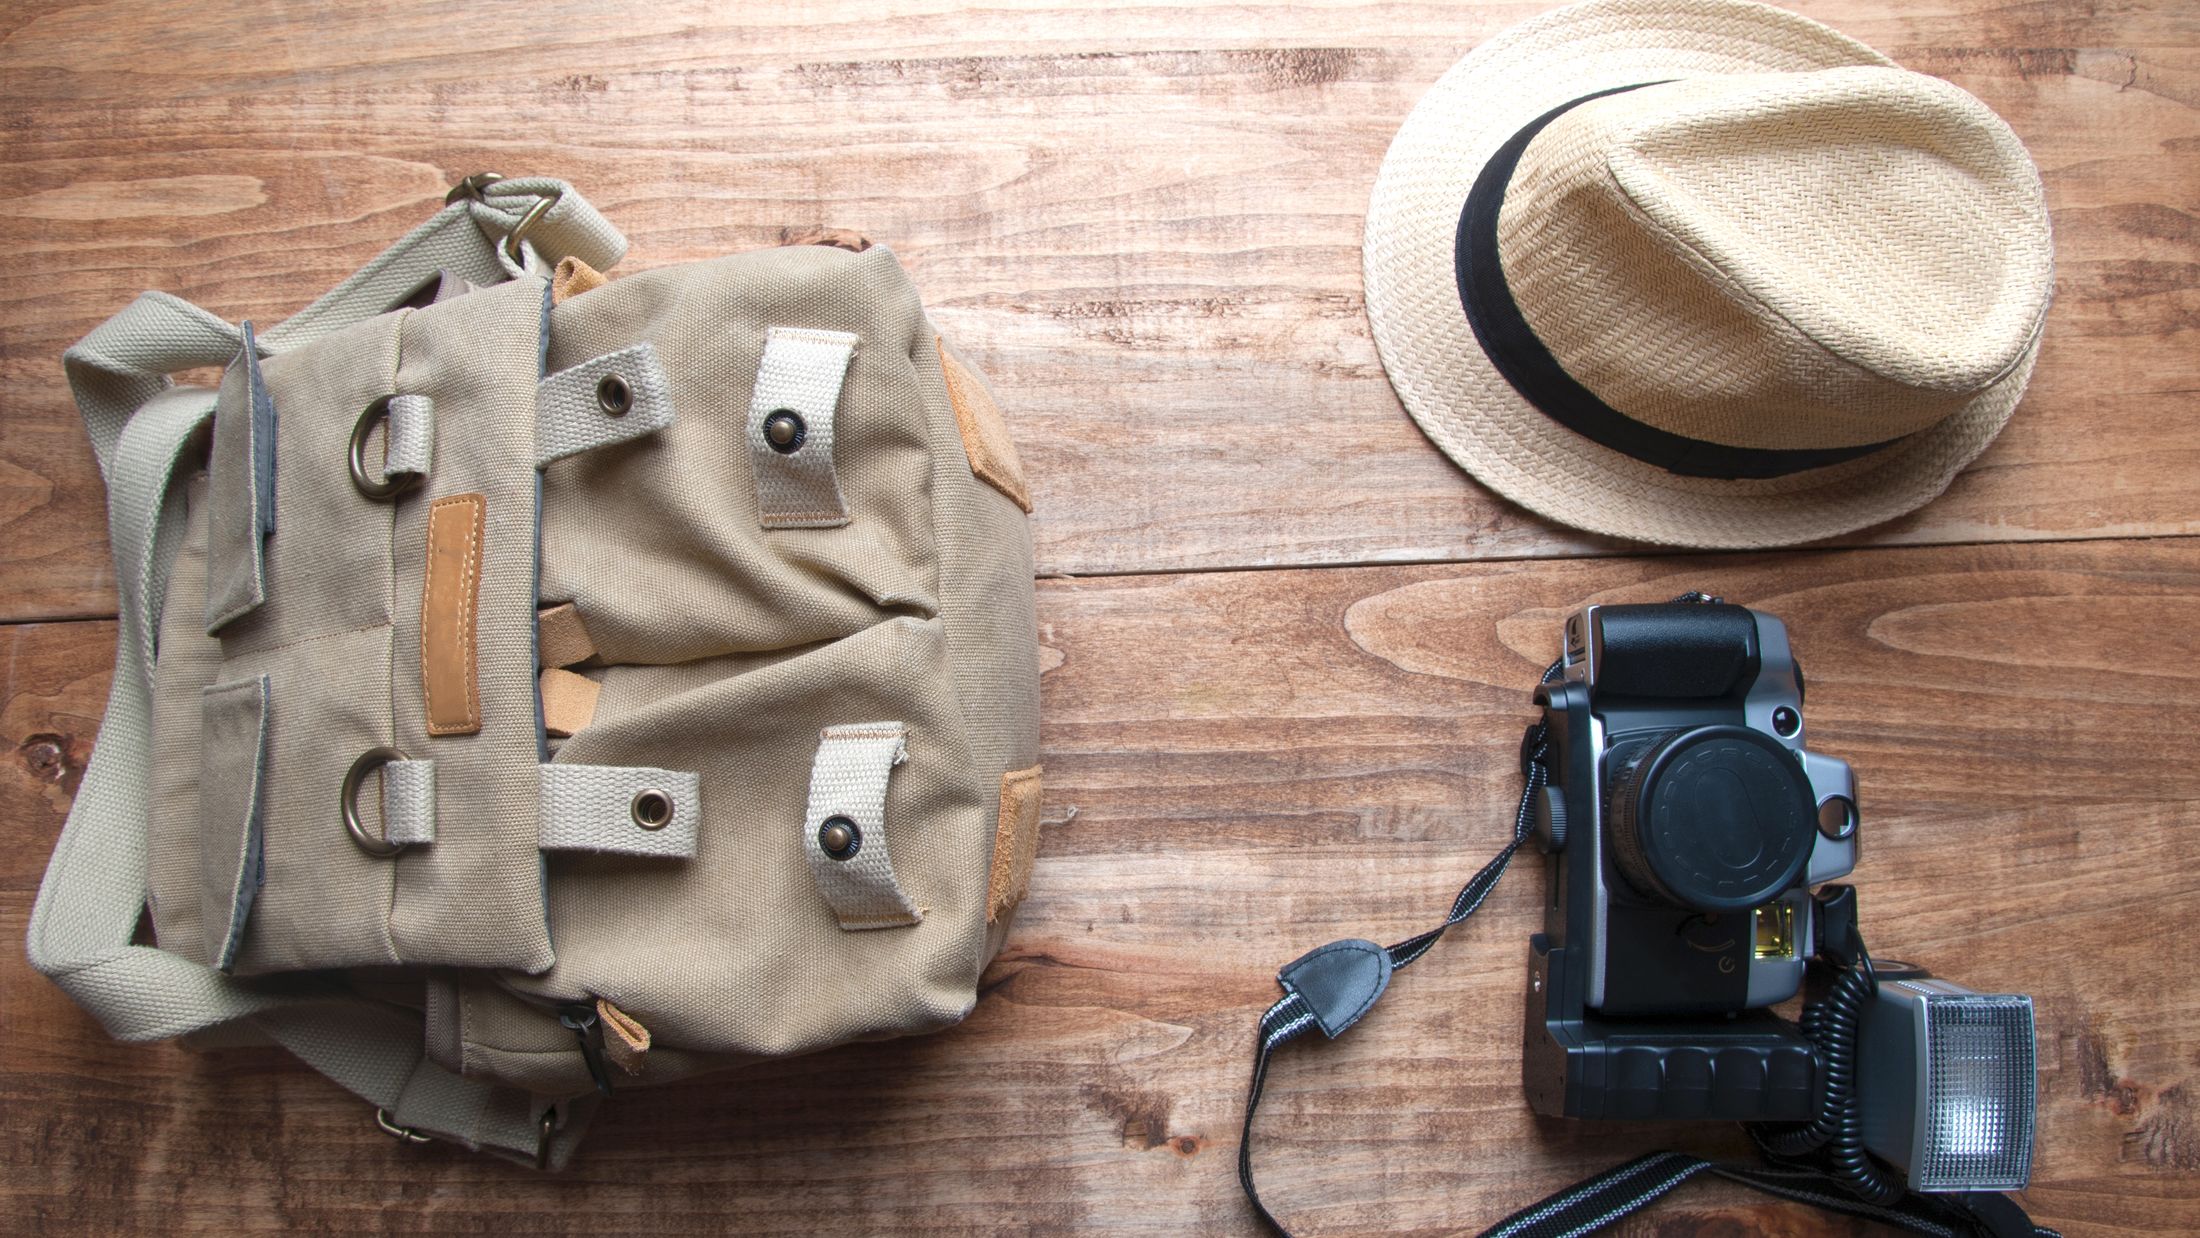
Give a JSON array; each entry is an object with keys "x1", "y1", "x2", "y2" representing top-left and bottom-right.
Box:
[{"x1": 1276, "y1": 938, "x2": 1394, "y2": 1040}]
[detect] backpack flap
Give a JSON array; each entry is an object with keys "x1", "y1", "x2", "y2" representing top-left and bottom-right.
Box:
[{"x1": 146, "y1": 278, "x2": 578, "y2": 974}]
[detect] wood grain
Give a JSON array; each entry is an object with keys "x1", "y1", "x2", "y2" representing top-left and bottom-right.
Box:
[
  {"x1": 5, "y1": 539, "x2": 2198, "y2": 1235},
  {"x1": 1, "y1": 1, "x2": 2197, "y2": 619}
]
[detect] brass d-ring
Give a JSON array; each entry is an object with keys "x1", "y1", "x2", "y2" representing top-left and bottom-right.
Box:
[
  {"x1": 375, "y1": 1108, "x2": 433, "y2": 1145},
  {"x1": 349, "y1": 398, "x2": 420, "y2": 501},
  {"x1": 342, "y1": 746, "x2": 410, "y2": 857},
  {"x1": 500, "y1": 188, "x2": 562, "y2": 263}
]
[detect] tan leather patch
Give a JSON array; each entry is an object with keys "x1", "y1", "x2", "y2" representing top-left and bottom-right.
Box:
[
  {"x1": 987, "y1": 764, "x2": 1044, "y2": 923},
  {"x1": 422, "y1": 493, "x2": 486, "y2": 736},
  {"x1": 596, "y1": 997, "x2": 651, "y2": 1077},
  {"x1": 939, "y1": 338, "x2": 1033, "y2": 513},
  {"x1": 551, "y1": 256, "x2": 607, "y2": 305},
  {"x1": 539, "y1": 667, "x2": 600, "y2": 738},
  {"x1": 537, "y1": 602, "x2": 597, "y2": 669}
]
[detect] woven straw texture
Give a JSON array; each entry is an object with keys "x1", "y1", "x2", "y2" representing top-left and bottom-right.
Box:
[{"x1": 1363, "y1": 0, "x2": 2054, "y2": 548}]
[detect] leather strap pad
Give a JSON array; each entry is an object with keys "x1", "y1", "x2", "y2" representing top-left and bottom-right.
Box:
[{"x1": 1277, "y1": 938, "x2": 1394, "y2": 1039}]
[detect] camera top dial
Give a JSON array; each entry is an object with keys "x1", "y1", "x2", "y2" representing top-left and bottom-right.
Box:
[{"x1": 1606, "y1": 725, "x2": 1817, "y2": 913}]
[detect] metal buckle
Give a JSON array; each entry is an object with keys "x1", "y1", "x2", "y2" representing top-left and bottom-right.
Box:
[
  {"x1": 342, "y1": 746, "x2": 411, "y2": 857},
  {"x1": 443, "y1": 171, "x2": 562, "y2": 263},
  {"x1": 375, "y1": 1108, "x2": 434, "y2": 1145},
  {"x1": 498, "y1": 187, "x2": 562, "y2": 263},
  {"x1": 444, "y1": 171, "x2": 504, "y2": 205}
]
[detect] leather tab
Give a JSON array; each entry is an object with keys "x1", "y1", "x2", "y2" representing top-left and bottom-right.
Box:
[
  {"x1": 1277, "y1": 938, "x2": 1393, "y2": 1039},
  {"x1": 537, "y1": 602, "x2": 597, "y2": 669},
  {"x1": 939, "y1": 337, "x2": 1033, "y2": 512},
  {"x1": 596, "y1": 998, "x2": 651, "y2": 1076},
  {"x1": 987, "y1": 765, "x2": 1044, "y2": 923},
  {"x1": 551, "y1": 256, "x2": 607, "y2": 304},
  {"x1": 539, "y1": 667, "x2": 600, "y2": 737},
  {"x1": 422, "y1": 493, "x2": 487, "y2": 736}
]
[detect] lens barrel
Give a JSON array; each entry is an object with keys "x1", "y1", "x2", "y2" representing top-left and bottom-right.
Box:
[{"x1": 1607, "y1": 725, "x2": 1817, "y2": 912}]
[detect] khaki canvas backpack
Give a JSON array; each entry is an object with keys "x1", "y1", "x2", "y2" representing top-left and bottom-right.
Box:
[{"x1": 27, "y1": 176, "x2": 1044, "y2": 1167}]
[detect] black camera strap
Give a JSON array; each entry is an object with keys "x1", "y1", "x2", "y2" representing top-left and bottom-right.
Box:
[{"x1": 1234, "y1": 655, "x2": 2059, "y2": 1238}]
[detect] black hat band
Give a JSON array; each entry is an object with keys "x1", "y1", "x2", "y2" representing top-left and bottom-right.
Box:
[{"x1": 1452, "y1": 83, "x2": 1908, "y2": 481}]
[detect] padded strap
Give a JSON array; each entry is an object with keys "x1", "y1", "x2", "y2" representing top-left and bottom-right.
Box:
[{"x1": 264, "y1": 1001, "x2": 595, "y2": 1170}]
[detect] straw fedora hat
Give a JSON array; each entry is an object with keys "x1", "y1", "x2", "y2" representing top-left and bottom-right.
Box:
[{"x1": 1363, "y1": 0, "x2": 2054, "y2": 548}]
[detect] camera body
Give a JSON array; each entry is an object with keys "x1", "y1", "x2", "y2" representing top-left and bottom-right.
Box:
[{"x1": 1523, "y1": 601, "x2": 1860, "y2": 1122}]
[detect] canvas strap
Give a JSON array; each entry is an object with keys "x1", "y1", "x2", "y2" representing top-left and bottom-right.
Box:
[
  {"x1": 28, "y1": 177, "x2": 625, "y2": 1168},
  {"x1": 63, "y1": 177, "x2": 624, "y2": 481}
]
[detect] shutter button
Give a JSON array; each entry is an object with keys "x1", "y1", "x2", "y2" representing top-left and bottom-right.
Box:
[{"x1": 818, "y1": 816, "x2": 861, "y2": 860}]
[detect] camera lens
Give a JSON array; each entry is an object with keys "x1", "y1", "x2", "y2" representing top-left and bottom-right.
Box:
[{"x1": 1607, "y1": 725, "x2": 1817, "y2": 912}]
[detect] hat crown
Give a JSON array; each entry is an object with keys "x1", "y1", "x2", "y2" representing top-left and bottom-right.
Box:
[
  {"x1": 1497, "y1": 65, "x2": 2053, "y2": 451},
  {"x1": 1612, "y1": 68, "x2": 2052, "y2": 390}
]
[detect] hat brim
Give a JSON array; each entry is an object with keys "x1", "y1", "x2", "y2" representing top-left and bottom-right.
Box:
[{"x1": 1363, "y1": 0, "x2": 2040, "y2": 550}]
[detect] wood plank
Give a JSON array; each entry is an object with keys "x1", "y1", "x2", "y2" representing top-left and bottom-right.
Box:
[
  {"x1": 5, "y1": 537, "x2": 2197, "y2": 1233},
  {"x1": 2, "y1": 1, "x2": 2197, "y2": 620}
]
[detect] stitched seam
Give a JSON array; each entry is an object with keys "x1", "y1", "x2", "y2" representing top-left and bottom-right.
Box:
[
  {"x1": 457, "y1": 496, "x2": 481, "y2": 726},
  {"x1": 218, "y1": 618, "x2": 393, "y2": 665},
  {"x1": 422, "y1": 502, "x2": 446, "y2": 728},
  {"x1": 381, "y1": 308, "x2": 410, "y2": 965}
]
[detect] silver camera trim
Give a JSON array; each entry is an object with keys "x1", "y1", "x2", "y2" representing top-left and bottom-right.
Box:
[{"x1": 1564, "y1": 605, "x2": 1858, "y2": 1011}]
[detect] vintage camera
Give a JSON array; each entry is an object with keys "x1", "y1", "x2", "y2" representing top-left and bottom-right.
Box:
[
  {"x1": 1520, "y1": 600, "x2": 2038, "y2": 1197},
  {"x1": 1523, "y1": 599, "x2": 1861, "y2": 1123}
]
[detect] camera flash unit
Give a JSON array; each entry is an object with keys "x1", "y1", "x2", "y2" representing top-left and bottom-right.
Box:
[{"x1": 1858, "y1": 970, "x2": 2038, "y2": 1194}]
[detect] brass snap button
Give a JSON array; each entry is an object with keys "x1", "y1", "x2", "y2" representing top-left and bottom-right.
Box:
[
  {"x1": 349, "y1": 398, "x2": 422, "y2": 501},
  {"x1": 341, "y1": 746, "x2": 410, "y2": 857},
  {"x1": 818, "y1": 815, "x2": 861, "y2": 860},
  {"x1": 596, "y1": 373, "x2": 633, "y2": 417},
  {"x1": 762, "y1": 409, "x2": 806, "y2": 453},
  {"x1": 629, "y1": 788, "x2": 673, "y2": 830}
]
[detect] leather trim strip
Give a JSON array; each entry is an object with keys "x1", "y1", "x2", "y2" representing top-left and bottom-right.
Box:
[{"x1": 422, "y1": 493, "x2": 487, "y2": 736}]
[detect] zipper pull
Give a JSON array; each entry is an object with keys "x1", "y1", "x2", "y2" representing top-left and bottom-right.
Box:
[{"x1": 557, "y1": 1002, "x2": 614, "y2": 1096}]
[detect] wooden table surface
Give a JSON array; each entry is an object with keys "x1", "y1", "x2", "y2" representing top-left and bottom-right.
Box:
[{"x1": 3, "y1": 1, "x2": 2196, "y2": 1233}]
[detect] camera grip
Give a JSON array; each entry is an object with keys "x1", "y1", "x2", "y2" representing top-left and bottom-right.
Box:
[{"x1": 1593, "y1": 602, "x2": 1759, "y2": 698}]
